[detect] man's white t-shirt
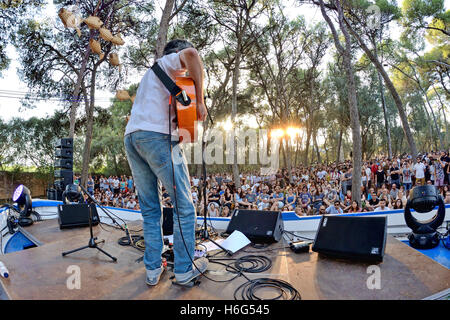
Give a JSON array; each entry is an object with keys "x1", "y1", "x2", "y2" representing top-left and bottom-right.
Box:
[
  {"x1": 374, "y1": 206, "x2": 389, "y2": 212},
  {"x1": 125, "y1": 52, "x2": 183, "y2": 136},
  {"x1": 414, "y1": 162, "x2": 426, "y2": 179}
]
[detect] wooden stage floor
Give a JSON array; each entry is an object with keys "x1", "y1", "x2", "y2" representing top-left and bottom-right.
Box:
[{"x1": 0, "y1": 219, "x2": 449, "y2": 300}]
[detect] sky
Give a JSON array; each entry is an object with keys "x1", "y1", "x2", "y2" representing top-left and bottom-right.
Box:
[{"x1": 0, "y1": 0, "x2": 446, "y2": 123}]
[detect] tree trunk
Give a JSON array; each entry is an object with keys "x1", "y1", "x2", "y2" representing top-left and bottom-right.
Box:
[
  {"x1": 336, "y1": 128, "x2": 343, "y2": 163},
  {"x1": 80, "y1": 70, "x2": 96, "y2": 188},
  {"x1": 421, "y1": 87, "x2": 444, "y2": 150},
  {"x1": 231, "y1": 40, "x2": 242, "y2": 188},
  {"x1": 371, "y1": 32, "x2": 392, "y2": 159},
  {"x1": 319, "y1": 0, "x2": 361, "y2": 205},
  {"x1": 344, "y1": 20, "x2": 418, "y2": 157},
  {"x1": 432, "y1": 85, "x2": 449, "y2": 146},
  {"x1": 313, "y1": 130, "x2": 321, "y2": 164},
  {"x1": 304, "y1": 121, "x2": 312, "y2": 165},
  {"x1": 69, "y1": 44, "x2": 91, "y2": 138},
  {"x1": 376, "y1": 71, "x2": 392, "y2": 158},
  {"x1": 281, "y1": 140, "x2": 287, "y2": 169},
  {"x1": 155, "y1": 0, "x2": 175, "y2": 59},
  {"x1": 294, "y1": 136, "x2": 300, "y2": 167},
  {"x1": 420, "y1": 100, "x2": 435, "y2": 150},
  {"x1": 340, "y1": 40, "x2": 362, "y2": 206},
  {"x1": 284, "y1": 136, "x2": 293, "y2": 181}
]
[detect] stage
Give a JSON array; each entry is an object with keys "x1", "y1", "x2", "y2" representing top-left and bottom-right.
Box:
[{"x1": 0, "y1": 219, "x2": 449, "y2": 300}]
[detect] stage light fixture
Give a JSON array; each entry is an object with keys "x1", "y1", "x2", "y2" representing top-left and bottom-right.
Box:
[
  {"x1": 12, "y1": 184, "x2": 34, "y2": 227},
  {"x1": 404, "y1": 185, "x2": 446, "y2": 249},
  {"x1": 62, "y1": 183, "x2": 83, "y2": 204}
]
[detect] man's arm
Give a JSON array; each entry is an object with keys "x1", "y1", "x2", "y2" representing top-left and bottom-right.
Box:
[{"x1": 179, "y1": 48, "x2": 207, "y2": 121}]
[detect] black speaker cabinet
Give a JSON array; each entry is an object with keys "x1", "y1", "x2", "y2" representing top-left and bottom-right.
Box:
[
  {"x1": 55, "y1": 158, "x2": 73, "y2": 169},
  {"x1": 162, "y1": 207, "x2": 173, "y2": 236},
  {"x1": 55, "y1": 138, "x2": 73, "y2": 148},
  {"x1": 47, "y1": 188, "x2": 57, "y2": 200},
  {"x1": 312, "y1": 215, "x2": 387, "y2": 262},
  {"x1": 55, "y1": 147, "x2": 73, "y2": 159},
  {"x1": 225, "y1": 209, "x2": 283, "y2": 243},
  {"x1": 57, "y1": 203, "x2": 100, "y2": 229},
  {"x1": 54, "y1": 169, "x2": 73, "y2": 181}
]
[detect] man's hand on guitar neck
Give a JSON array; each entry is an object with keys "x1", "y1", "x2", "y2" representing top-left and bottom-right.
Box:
[
  {"x1": 179, "y1": 48, "x2": 207, "y2": 122},
  {"x1": 196, "y1": 102, "x2": 207, "y2": 122}
]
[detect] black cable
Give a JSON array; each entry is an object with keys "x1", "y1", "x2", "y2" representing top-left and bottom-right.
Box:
[
  {"x1": 168, "y1": 98, "x2": 240, "y2": 284},
  {"x1": 118, "y1": 235, "x2": 142, "y2": 246},
  {"x1": 100, "y1": 220, "x2": 142, "y2": 233},
  {"x1": 232, "y1": 255, "x2": 272, "y2": 273},
  {"x1": 206, "y1": 259, "x2": 249, "y2": 283},
  {"x1": 437, "y1": 229, "x2": 450, "y2": 250},
  {"x1": 250, "y1": 243, "x2": 269, "y2": 249},
  {"x1": 164, "y1": 88, "x2": 301, "y2": 299},
  {"x1": 168, "y1": 99, "x2": 208, "y2": 279},
  {"x1": 234, "y1": 278, "x2": 301, "y2": 300},
  {"x1": 283, "y1": 230, "x2": 314, "y2": 241}
]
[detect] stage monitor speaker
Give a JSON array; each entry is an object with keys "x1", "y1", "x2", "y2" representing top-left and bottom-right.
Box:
[
  {"x1": 312, "y1": 215, "x2": 387, "y2": 262},
  {"x1": 57, "y1": 203, "x2": 99, "y2": 229},
  {"x1": 162, "y1": 207, "x2": 173, "y2": 236},
  {"x1": 225, "y1": 209, "x2": 283, "y2": 243},
  {"x1": 55, "y1": 138, "x2": 73, "y2": 148}
]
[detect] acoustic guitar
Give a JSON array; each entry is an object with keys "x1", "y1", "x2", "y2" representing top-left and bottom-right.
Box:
[{"x1": 170, "y1": 75, "x2": 198, "y2": 143}]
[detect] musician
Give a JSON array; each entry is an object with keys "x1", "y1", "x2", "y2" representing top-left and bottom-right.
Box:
[{"x1": 124, "y1": 39, "x2": 208, "y2": 286}]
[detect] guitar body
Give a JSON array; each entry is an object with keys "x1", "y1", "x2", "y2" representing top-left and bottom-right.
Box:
[{"x1": 171, "y1": 76, "x2": 198, "y2": 143}]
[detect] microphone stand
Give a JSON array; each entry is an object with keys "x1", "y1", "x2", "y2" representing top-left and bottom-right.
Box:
[
  {"x1": 62, "y1": 184, "x2": 117, "y2": 262},
  {"x1": 199, "y1": 118, "x2": 232, "y2": 256},
  {"x1": 78, "y1": 184, "x2": 131, "y2": 239}
]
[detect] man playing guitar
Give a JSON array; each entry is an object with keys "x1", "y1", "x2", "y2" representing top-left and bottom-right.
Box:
[{"x1": 124, "y1": 39, "x2": 208, "y2": 286}]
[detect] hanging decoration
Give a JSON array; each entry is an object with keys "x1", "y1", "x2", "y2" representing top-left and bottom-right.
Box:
[
  {"x1": 58, "y1": 7, "x2": 81, "y2": 37},
  {"x1": 116, "y1": 90, "x2": 131, "y2": 101},
  {"x1": 83, "y1": 15, "x2": 103, "y2": 30}
]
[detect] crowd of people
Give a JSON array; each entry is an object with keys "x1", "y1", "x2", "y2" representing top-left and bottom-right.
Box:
[
  {"x1": 74, "y1": 175, "x2": 140, "y2": 210},
  {"x1": 75, "y1": 150, "x2": 450, "y2": 217}
]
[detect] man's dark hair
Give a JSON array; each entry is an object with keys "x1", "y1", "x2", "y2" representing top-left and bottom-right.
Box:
[{"x1": 163, "y1": 39, "x2": 194, "y2": 56}]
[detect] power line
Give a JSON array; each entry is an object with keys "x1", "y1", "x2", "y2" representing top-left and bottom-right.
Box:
[{"x1": 0, "y1": 89, "x2": 114, "y2": 101}]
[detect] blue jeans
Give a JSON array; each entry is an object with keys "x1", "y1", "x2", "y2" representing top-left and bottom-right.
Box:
[
  {"x1": 403, "y1": 182, "x2": 412, "y2": 191},
  {"x1": 124, "y1": 131, "x2": 195, "y2": 274}
]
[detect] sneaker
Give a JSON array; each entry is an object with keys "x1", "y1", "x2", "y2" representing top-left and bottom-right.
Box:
[
  {"x1": 174, "y1": 257, "x2": 209, "y2": 285},
  {"x1": 146, "y1": 266, "x2": 165, "y2": 286}
]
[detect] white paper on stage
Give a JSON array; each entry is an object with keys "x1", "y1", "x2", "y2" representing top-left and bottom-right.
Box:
[{"x1": 203, "y1": 231, "x2": 251, "y2": 254}]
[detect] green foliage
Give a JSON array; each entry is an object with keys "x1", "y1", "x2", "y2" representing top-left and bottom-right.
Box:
[
  {"x1": 0, "y1": 111, "x2": 69, "y2": 172},
  {"x1": 0, "y1": 0, "x2": 45, "y2": 77},
  {"x1": 88, "y1": 85, "x2": 137, "y2": 175},
  {"x1": 401, "y1": 0, "x2": 449, "y2": 37}
]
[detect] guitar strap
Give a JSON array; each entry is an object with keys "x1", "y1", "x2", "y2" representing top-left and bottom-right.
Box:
[{"x1": 151, "y1": 62, "x2": 191, "y2": 106}]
